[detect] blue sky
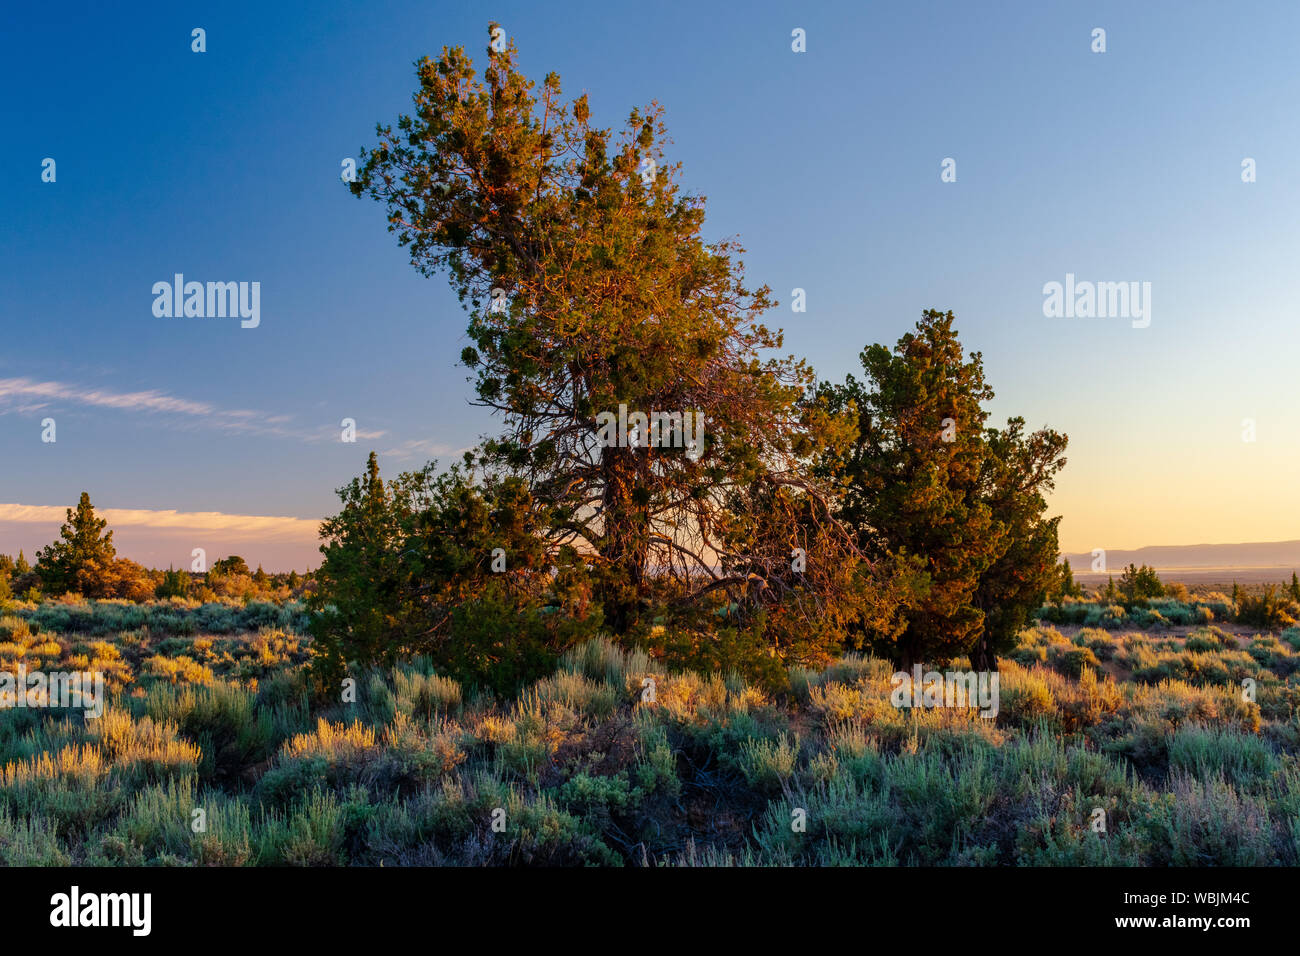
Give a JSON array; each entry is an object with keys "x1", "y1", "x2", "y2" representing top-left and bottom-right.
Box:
[{"x1": 4, "y1": 0, "x2": 1299, "y2": 569}]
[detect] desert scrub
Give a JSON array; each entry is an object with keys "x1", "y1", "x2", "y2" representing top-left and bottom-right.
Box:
[
  {"x1": 754, "y1": 746, "x2": 1000, "y2": 865},
  {"x1": 808, "y1": 680, "x2": 878, "y2": 725},
  {"x1": 814, "y1": 653, "x2": 893, "y2": 688},
  {"x1": 0, "y1": 615, "x2": 1295, "y2": 867},
  {"x1": 256, "y1": 787, "x2": 349, "y2": 866},
  {"x1": 481, "y1": 699, "x2": 561, "y2": 782},
  {"x1": 1125, "y1": 679, "x2": 1261, "y2": 733},
  {"x1": 1051, "y1": 645, "x2": 1101, "y2": 678},
  {"x1": 19, "y1": 598, "x2": 308, "y2": 639},
  {"x1": 654, "y1": 671, "x2": 729, "y2": 723},
  {"x1": 0, "y1": 744, "x2": 123, "y2": 835},
  {"x1": 556, "y1": 770, "x2": 636, "y2": 820},
  {"x1": 235, "y1": 627, "x2": 306, "y2": 677},
  {"x1": 1014, "y1": 786, "x2": 1147, "y2": 866},
  {"x1": 392, "y1": 664, "x2": 463, "y2": 718},
  {"x1": 737, "y1": 732, "x2": 800, "y2": 792},
  {"x1": 0, "y1": 615, "x2": 33, "y2": 640},
  {"x1": 85, "y1": 709, "x2": 202, "y2": 786},
  {"x1": 1140, "y1": 772, "x2": 1283, "y2": 865},
  {"x1": 0, "y1": 805, "x2": 70, "y2": 865},
  {"x1": 257, "y1": 719, "x2": 381, "y2": 806},
  {"x1": 397, "y1": 771, "x2": 621, "y2": 866},
  {"x1": 1186, "y1": 626, "x2": 1235, "y2": 652},
  {"x1": 561, "y1": 635, "x2": 653, "y2": 693},
  {"x1": 996, "y1": 664, "x2": 1057, "y2": 729},
  {"x1": 824, "y1": 720, "x2": 885, "y2": 786},
  {"x1": 143, "y1": 654, "x2": 215, "y2": 686},
  {"x1": 0, "y1": 625, "x2": 65, "y2": 672},
  {"x1": 98, "y1": 776, "x2": 254, "y2": 866},
  {"x1": 1165, "y1": 723, "x2": 1278, "y2": 786},
  {"x1": 1247, "y1": 634, "x2": 1298, "y2": 676},
  {"x1": 630, "y1": 719, "x2": 681, "y2": 800},
  {"x1": 1073, "y1": 628, "x2": 1117, "y2": 660},
  {"x1": 371, "y1": 712, "x2": 466, "y2": 789},
  {"x1": 1011, "y1": 626, "x2": 1070, "y2": 666},
  {"x1": 140, "y1": 680, "x2": 291, "y2": 782},
  {"x1": 749, "y1": 777, "x2": 899, "y2": 865},
  {"x1": 529, "y1": 670, "x2": 617, "y2": 720},
  {"x1": 1054, "y1": 666, "x2": 1123, "y2": 731},
  {"x1": 79, "y1": 641, "x2": 134, "y2": 691}
]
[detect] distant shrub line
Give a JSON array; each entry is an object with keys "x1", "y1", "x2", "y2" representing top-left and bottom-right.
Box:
[{"x1": 4, "y1": 598, "x2": 309, "y2": 638}]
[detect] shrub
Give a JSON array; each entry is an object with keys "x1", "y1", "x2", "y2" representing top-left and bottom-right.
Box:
[
  {"x1": 143, "y1": 654, "x2": 214, "y2": 686},
  {"x1": 737, "y1": 733, "x2": 799, "y2": 792},
  {"x1": 1053, "y1": 646, "x2": 1101, "y2": 678},
  {"x1": 997, "y1": 667, "x2": 1057, "y2": 728},
  {"x1": 1166, "y1": 724, "x2": 1277, "y2": 785},
  {"x1": 1142, "y1": 773, "x2": 1279, "y2": 866},
  {"x1": 1237, "y1": 586, "x2": 1296, "y2": 630}
]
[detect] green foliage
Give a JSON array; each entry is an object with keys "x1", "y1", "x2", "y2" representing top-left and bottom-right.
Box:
[
  {"x1": 1048, "y1": 559, "x2": 1084, "y2": 602},
  {"x1": 35, "y1": 493, "x2": 117, "y2": 597},
  {"x1": 309, "y1": 453, "x2": 599, "y2": 695},
  {"x1": 1236, "y1": 585, "x2": 1296, "y2": 630},
  {"x1": 817, "y1": 311, "x2": 1067, "y2": 668},
  {"x1": 347, "y1": 28, "x2": 894, "y2": 671},
  {"x1": 155, "y1": 567, "x2": 191, "y2": 600},
  {"x1": 211, "y1": 556, "x2": 250, "y2": 577},
  {"x1": 1118, "y1": 563, "x2": 1165, "y2": 604}
]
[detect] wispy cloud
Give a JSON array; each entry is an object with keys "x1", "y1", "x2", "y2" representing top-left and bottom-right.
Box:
[
  {"x1": 379, "y1": 437, "x2": 467, "y2": 461},
  {"x1": 0, "y1": 377, "x2": 296, "y2": 436},
  {"x1": 0, "y1": 376, "x2": 458, "y2": 464},
  {"x1": 0, "y1": 503, "x2": 321, "y2": 541}
]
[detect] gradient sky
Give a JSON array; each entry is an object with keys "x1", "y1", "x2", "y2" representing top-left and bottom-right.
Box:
[{"x1": 4, "y1": 0, "x2": 1299, "y2": 570}]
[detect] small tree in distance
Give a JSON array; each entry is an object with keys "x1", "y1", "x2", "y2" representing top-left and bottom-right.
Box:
[
  {"x1": 1116, "y1": 563, "x2": 1164, "y2": 604},
  {"x1": 35, "y1": 492, "x2": 117, "y2": 598}
]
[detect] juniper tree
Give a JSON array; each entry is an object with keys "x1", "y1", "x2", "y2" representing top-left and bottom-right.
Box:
[
  {"x1": 157, "y1": 566, "x2": 191, "y2": 600},
  {"x1": 1049, "y1": 558, "x2": 1083, "y2": 602},
  {"x1": 212, "y1": 555, "x2": 250, "y2": 577},
  {"x1": 1118, "y1": 563, "x2": 1164, "y2": 603},
  {"x1": 35, "y1": 492, "x2": 117, "y2": 598},
  {"x1": 349, "y1": 26, "x2": 889, "y2": 655},
  {"x1": 309, "y1": 452, "x2": 599, "y2": 692},
  {"x1": 969, "y1": 417, "x2": 1067, "y2": 668},
  {"x1": 817, "y1": 311, "x2": 1067, "y2": 669}
]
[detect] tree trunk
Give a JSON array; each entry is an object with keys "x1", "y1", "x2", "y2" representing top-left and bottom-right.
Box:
[
  {"x1": 598, "y1": 447, "x2": 650, "y2": 632},
  {"x1": 969, "y1": 636, "x2": 996, "y2": 672}
]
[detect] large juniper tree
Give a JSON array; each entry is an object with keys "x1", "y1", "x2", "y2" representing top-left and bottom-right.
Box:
[{"x1": 349, "y1": 26, "x2": 891, "y2": 656}]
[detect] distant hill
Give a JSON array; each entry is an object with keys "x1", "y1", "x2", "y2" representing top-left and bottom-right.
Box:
[
  {"x1": 1062, "y1": 540, "x2": 1300, "y2": 585},
  {"x1": 1062, "y1": 540, "x2": 1300, "y2": 570}
]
